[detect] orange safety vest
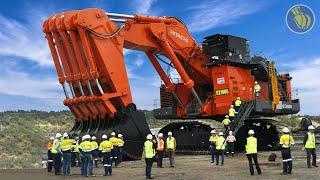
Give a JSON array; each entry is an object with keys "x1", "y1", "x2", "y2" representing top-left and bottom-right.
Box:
[
  {"x1": 47, "y1": 142, "x2": 53, "y2": 150},
  {"x1": 156, "y1": 138, "x2": 164, "y2": 151}
]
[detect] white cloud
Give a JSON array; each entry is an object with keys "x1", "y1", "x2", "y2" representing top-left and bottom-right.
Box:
[
  {"x1": 133, "y1": 0, "x2": 157, "y2": 15},
  {"x1": 187, "y1": 0, "x2": 264, "y2": 33}
]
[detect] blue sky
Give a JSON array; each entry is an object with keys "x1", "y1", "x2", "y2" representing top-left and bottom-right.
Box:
[{"x1": 0, "y1": 0, "x2": 319, "y2": 115}]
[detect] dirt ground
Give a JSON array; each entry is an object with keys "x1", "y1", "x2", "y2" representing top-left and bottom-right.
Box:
[{"x1": 1, "y1": 150, "x2": 320, "y2": 180}]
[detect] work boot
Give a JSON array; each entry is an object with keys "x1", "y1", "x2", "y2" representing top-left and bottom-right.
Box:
[
  {"x1": 280, "y1": 172, "x2": 287, "y2": 175},
  {"x1": 312, "y1": 164, "x2": 318, "y2": 167}
]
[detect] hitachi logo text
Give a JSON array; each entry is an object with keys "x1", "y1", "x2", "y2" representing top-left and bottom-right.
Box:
[{"x1": 170, "y1": 30, "x2": 188, "y2": 43}]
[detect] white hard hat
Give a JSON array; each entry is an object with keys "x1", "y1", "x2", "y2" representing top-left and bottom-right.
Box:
[
  {"x1": 146, "y1": 134, "x2": 153, "y2": 140},
  {"x1": 118, "y1": 134, "x2": 123, "y2": 138},
  {"x1": 237, "y1": 97, "x2": 240, "y2": 100},
  {"x1": 91, "y1": 136, "x2": 96, "y2": 140},
  {"x1": 248, "y1": 129, "x2": 255, "y2": 135},
  {"x1": 158, "y1": 133, "x2": 163, "y2": 137},
  {"x1": 210, "y1": 130, "x2": 216, "y2": 134},
  {"x1": 111, "y1": 132, "x2": 116, "y2": 136},
  {"x1": 83, "y1": 134, "x2": 91, "y2": 140},
  {"x1": 308, "y1": 125, "x2": 315, "y2": 130},
  {"x1": 75, "y1": 136, "x2": 79, "y2": 140},
  {"x1": 219, "y1": 132, "x2": 223, "y2": 136},
  {"x1": 168, "y1": 132, "x2": 173, "y2": 136},
  {"x1": 225, "y1": 115, "x2": 229, "y2": 118},
  {"x1": 49, "y1": 137, "x2": 54, "y2": 140},
  {"x1": 55, "y1": 133, "x2": 62, "y2": 138},
  {"x1": 255, "y1": 81, "x2": 258, "y2": 84},
  {"x1": 231, "y1": 105, "x2": 234, "y2": 108},
  {"x1": 102, "y1": 134, "x2": 108, "y2": 139},
  {"x1": 282, "y1": 127, "x2": 290, "y2": 133},
  {"x1": 63, "y1": 133, "x2": 69, "y2": 138},
  {"x1": 229, "y1": 131, "x2": 233, "y2": 135}
]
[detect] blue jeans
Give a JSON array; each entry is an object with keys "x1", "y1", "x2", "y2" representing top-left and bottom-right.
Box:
[
  {"x1": 62, "y1": 151, "x2": 71, "y2": 175},
  {"x1": 102, "y1": 152, "x2": 112, "y2": 175},
  {"x1": 145, "y1": 158, "x2": 153, "y2": 178},
  {"x1": 83, "y1": 152, "x2": 93, "y2": 176}
]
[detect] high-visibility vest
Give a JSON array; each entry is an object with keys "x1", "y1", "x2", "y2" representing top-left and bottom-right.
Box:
[
  {"x1": 254, "y1": 84, "x2": 261, "y2": 92},
  {"x1": 117, "y1": 138, "x2": 124, "y2": 147},
  {"x1": 216, "y1": 136, "x2": 226, "y2": 150},
  {"x1": 229, "y1": 108, "x2": 236, "y2": 117},
  {"x1": 144, "y1": 140, "x2": 155, "y2": 158},
  {"x1": 47, "y1": 142, "x2": 53, "y2": 150},
  {"x1": 109, "y1": 137, "x2": 118, "y2": 147},
  {"x1": 60, "y1": 139, "x2": 74, "y2": 151},
  {"x1": 91, "y1": 141, "x2": 99, "y2": 150},
  {"x1": 280, "y1": 134, "x2": 294, "y2": 148},
  {"x1": 51, "y1": 139, "x2": 61, "y2": 154},
  {"x1": 227, "y1": 135, "x2": 236, "y2": 143},
  {"x1": 99, "y1": 140, "x2": 113, "y2": 153},
  {"x1": 246, "y1": 136, "x2": 257, "y2": 154},
  {"x1": 305, "y1": 133, "x2": 316, "y2": 149},
  {"x1": 222, "y1": 118, "x2": 231, "y2": 125},
  {"x1": 156, "y1": 138, "x2": 164, "y2": 151},
  {"x1": 209, "y1": 135, "x2": 219, "y2": 143},
  {"x1": 166, "y1": 137, "x2": 175, "y2": 150},
  {"x1": 80, "y1": 140, "x2": 92, "y2": 152},
  {"x1": 235, "y1": 99, "x2": 241, "y2": 106}
]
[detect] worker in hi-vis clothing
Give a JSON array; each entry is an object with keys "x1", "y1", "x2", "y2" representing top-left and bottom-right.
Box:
[
  {"x1": 279, "y1": 127, "x2": 294, "y2": 175},
  {"x1": 156, "y1": 133, "x2": 165, "y2": 168},
  {"x1": 209, "y1": 130, "x2": 219, "y2": 163},
  {"x1": 234, "y1": 97, "x2": 242, "y2": 112},
  {"x1": 47, "y1": 136, "x2": 54, "y2": 172},
  {"x1": 109, "y1": 132, "x2": 119, "y2": 167},
  {"x1": 99, "y1": 134, "x2": 113, "y2": 176},
  {"x1": 117, "y1": 134, "x2": 124, "y2": 165},
  {"x1": 61, "y1": 133, "x2": 74, "y2": 175},
  {"x1": 228, "y1": 105, "x2": 237, "y2": 122},
  {"x1": 80, "y1": 134, "x2": 95, "y2": 177},
  {"x1": 222, "y1": 115, "x2": 231, "y2": 132},
  {"x1": 245, "y1": 129, "x2": 261, "y2": 175},
  {"x1": 144, "y1": 134, "x2": 155, "y2": 179},
  {"x1": 166, "y1": 132, "x2": 176, "y2": 168},
  {"x1": 303, "y1": 125, "x2": 318, "y2": 168},
  {"x1": 254, "y1": 81, "x2": 261, "y2": 98},
  {"x1": 91, "y1": 136, "x2": 99, "y2": 168},
  {"x1": 226, "y1": 131, "x2": 236, "y2": 157},
  {"x1": 215, "y1": 132, "x2": 226, "y2": 166},
  {"x1": 52, "y1": 133, "x2": 63, "y2": 175}
]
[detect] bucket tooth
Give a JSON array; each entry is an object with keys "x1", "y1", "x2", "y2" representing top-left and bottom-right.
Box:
[
  {"x1": 68, "y1": 121, "x2": 79, "y2": 136},
  {"x1": 75, "y1": 121, "x2": 83, "y2": 136}
]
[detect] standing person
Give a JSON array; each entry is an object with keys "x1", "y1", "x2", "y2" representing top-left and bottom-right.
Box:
[
  {"x1": 47, "y1": 137, "x2": 54, "y2": 172},
  {"x1": 144, "y1": 134, "x2": 155, "y2": 179},
  {"x1": 99, "y1": 134, "x2": 113, "y2": 176},
  {"x1": 117, "y1": 134, "x2": 124, "y2": 165},
  {"x1": 91, "y1": 136, "x2": 99, "y2": 168},
  {"x1": 228, "y1": 105, "x2": 237, "y2": 122},
  {"x1": 279, "y1": 127, "x2": 294, "y2": 175},
  {"x1": 215, "y1": 132, "x2": 226, "y2": 166},
  {"x1": 52, "y1": 133, "x2": 63, "y2": 175},
  {"x1": 60, "y1": 133, "x2": 74, "y2": 176},
  {"x1": 80, "y1": 134, "x2": 94, "y2": 177},
  {"x1": 226, "y1": 131, "x2": 236, "y2": 157},
  {"x1": 109, "y1": 132, "x2": 119, "y2": 167},
  {"x1": 222, "y1": 115, "x2": 231, "y2": 132},
  {"x1": 234, "y1": 97, "x2": 242, "y2": 112},
  {"x1": 245, "y1": 129, "x2": 261, "y2": 175},
  {"x1": 166, "y1": 132, "x2": 176, "y2": 168},
  {"x1": 254, "y1": 81, "x2": 261, "y2": 98},
  {"x1": 156, "y1": 133, "x2": 165, "y2": 168},
  {"x1": 209, "y1": 130, "x2": 218, "y2": 163},
  {"x1": 74, "y1": 137, "x2": 81, "y2": 167},
  {"x1": 303, "y1": 125, "x2": 318, "y2": 168}
]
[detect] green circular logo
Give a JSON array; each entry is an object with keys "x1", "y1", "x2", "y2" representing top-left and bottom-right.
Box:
[{"x1": 286, "y1": 4, "x2": 315, "y2": 34}]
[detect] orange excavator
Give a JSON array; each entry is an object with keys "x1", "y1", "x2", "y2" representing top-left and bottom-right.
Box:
[{"x1": 43, "y1": 8, "x2": 300, "y2": 159}]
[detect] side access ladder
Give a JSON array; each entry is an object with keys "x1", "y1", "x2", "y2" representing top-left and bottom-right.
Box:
[{"x1": 229, "y1": 101, "x2": 254, "y2": 136}]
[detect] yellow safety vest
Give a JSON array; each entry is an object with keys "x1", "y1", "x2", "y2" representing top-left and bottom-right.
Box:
[
  {"x1": 144, "y1": 140, "x2": 155, "y2": 158},
  {"x1": 209, "y1": 135, "x2": 219, "y2": 143},
  {"x1": 305, "y1": 133, "x2": 316, "y2": 149},
  {"x1": 109, "y1": 137, "x2": 118, "y2": 147},
  {"x1": 216, "y1": 136, "x2": 226, "y2": 150},
  {"x1": 254, "y1": 84, "x2": 261, "y2": 92},
  {"x1": 229, "y1": 108, "x2": 236, "y2": 117},
  {"x1": 91, "y1": 141, "x2": 98, "y2": 150},
  {"x1": 75, "y1": 141, "x2": 80, "y2": 152},
  {"x1": 117, "y1": 138, "x2": 124, "y2": 147},
  {"x1": 99, "y1": 140, "x2": 113, "y2": 153},
  {"x1": 51, "y1": 139, "x2": 61, "y2": 154},
  {"x1": 246, "y1": 136, "x2": 257, "y2": 154},
  {"x1": 80, "y1": 140, "x2": 92, "y2": 152},
  {"x1": 235, "y1": 99, "x2": 241, "y2": 106},
  {"x1": 280, "y1": 134, "x2": 294, "y2": 148},
  {"x1": 60, "y1": 139, "x2": 74, "y2": 151},
  {"x1": 166, "y1": 137, "x2": 175, "y2": 150},
  {"x1": 222, "y1": 118, "x2": 231, "y2": 125}
]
